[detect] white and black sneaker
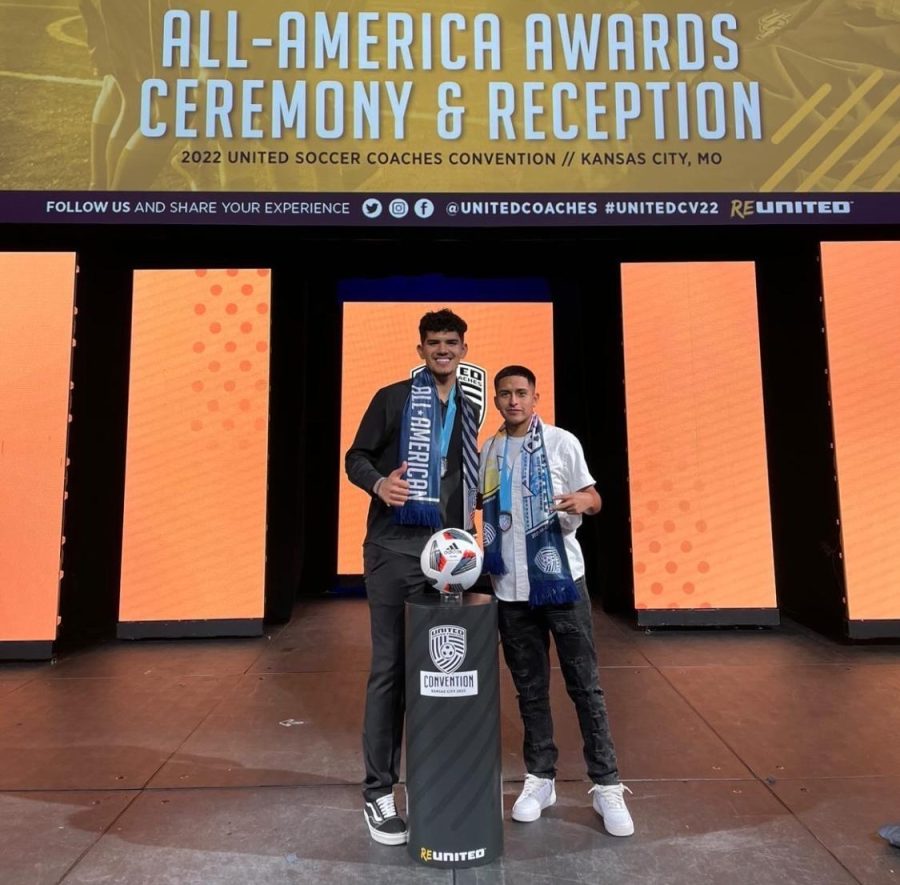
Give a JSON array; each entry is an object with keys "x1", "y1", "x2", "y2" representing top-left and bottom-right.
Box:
[{"x1": 363, "y1": 793, "x2": 408, "y2": 845}]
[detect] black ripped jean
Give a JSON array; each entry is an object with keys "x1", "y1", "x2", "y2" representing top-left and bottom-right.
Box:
[{"x1": 497, "y1": 578, "x2": 620, "y2": 785}]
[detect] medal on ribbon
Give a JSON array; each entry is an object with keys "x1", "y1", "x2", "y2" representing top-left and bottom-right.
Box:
[
  {"x1": 438, "y1": 387, "x2": 456, "y2": 482},
  {"x1": 499, "y1": 434, "x2": 515, "y2": 533}
]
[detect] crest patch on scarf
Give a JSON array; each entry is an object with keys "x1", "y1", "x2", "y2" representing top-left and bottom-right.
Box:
[
  {"x1": 411, "y1": 361, "x2": 487, "y2": 430},
  {"x1": 535, "y1": 546, "x2": 563, "y2": 575},
  {"x1": 481, "y1": 416, "x2": 580, "y2": 606}
]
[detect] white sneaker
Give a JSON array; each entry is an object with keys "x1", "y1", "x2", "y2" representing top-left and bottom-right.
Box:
[
  {"x1": 589, "y1": 783, "x2": 634, "y2": 836},
  {"x1": 512, "y1": 774, "x2": 557, "y2": 822}
]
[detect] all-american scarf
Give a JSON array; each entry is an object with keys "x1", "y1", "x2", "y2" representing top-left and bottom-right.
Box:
[
  {"x1": 481, "y1": 415, "x2": 579, "y2": 606},
  {"x1": 396, "y1": 369, "x2": 478, "y2": 531}
]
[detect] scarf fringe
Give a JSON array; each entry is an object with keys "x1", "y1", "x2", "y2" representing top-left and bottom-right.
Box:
[
  {"x1": 529, "y1": 578, "x2": 579, "y2": 607},
  {"x1": 395, "y1": 500, "x2": 442, "y2": 529},
  {"x1": 483, "y1": 551, "x2": 507, "y2": 576}
]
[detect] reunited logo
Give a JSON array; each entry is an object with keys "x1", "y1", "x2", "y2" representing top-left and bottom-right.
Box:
[
  {"x1": 420, "y1": 847, "x2": 487, "y2": 863},
  {"x1": 730, "y1": 199, "x2": 852, "y2": 219}
]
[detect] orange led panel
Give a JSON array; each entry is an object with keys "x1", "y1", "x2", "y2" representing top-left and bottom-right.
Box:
[
  {"x1": 822, "y1": 241, "x2": 900, "y2": 622},
  {"x1": 119, "y1": 269, "x2": 271, "y2": 625},
  {"x1": 0, "y1": 252, "x2": 75, "y2": 643},
  {"x1": 622, "y1": 262, "x2": 776, "y2": 614},
  {"x1": 339, "y1": 301, "x2": 554, "y2": 574}
]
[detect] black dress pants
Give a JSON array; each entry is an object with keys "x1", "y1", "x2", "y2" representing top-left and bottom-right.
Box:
[{"x1": 362, "y1": 543, "x2": 430, "y2": 801}]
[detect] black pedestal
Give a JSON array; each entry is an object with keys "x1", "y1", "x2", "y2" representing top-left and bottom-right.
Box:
[{"x1": 405, "y1": 592, "x2": 503, "y2": 869}]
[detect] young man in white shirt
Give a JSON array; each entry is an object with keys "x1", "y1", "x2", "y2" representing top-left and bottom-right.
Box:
[{"x1": 479, "y1": 365, "x2": 634, "y2": 836}]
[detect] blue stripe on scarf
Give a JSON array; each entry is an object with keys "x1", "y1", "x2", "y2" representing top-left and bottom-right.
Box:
[
  {"x1": 394, "y1": 372, "x2": 478, "y2": 532},
  {"x1": 481, "y1": 432, "x2": 506, "y2": 575},
  {"x1": 482, "y1": 417, "x2": 578, "y2": 606},
  {"x1": 395, "y1": 371, "x2": 442, "y2": 529}
]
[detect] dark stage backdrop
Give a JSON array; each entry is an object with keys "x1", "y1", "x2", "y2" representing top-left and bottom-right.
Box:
[{"x1": 0, "y1": 225, "x2": 892, "y2": 647}]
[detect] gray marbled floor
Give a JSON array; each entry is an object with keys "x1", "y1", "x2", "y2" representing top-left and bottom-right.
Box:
[{"x1": 1, "y1": 598, "x2": 899, "y2": 884}]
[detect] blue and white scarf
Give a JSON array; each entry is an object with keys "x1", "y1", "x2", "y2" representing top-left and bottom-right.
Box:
[
  {"x1": 481, "y1": 415, "x2": 579, "y2": 606},
  {"x1": 396, "y1": 369, "x2": 478, "y2": 531}
]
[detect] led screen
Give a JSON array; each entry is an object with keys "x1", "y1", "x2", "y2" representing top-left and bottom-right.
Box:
[
  {"x1": 338, "y1": 299, "x2": 554, "y2": 574},
  {"x1": 0, "y1": 252, "x2": 76, "y2": 642},
  {"x1": 622, "y1": 261, "x2": 776, "y2": 613},
  {"x1": 119, "y1": 269, "x2": 271, "y2": 623},
  {"x1": 821, "y1": 241, "x2": 900, "y2": 622}
]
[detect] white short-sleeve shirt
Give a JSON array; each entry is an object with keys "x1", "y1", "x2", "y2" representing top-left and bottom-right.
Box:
[{"x1": 478, "y1": 422, "x2": 596, "y2": 602}]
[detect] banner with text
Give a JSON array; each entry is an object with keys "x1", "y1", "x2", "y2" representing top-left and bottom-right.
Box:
[{"x1": 1, "y1": 1, "x2": 897, "y2": 225}]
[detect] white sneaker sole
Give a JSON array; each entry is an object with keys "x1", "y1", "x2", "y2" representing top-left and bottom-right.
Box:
[
  {"x1": 512, "y1": 789, "x2": 557, "y2": 822},
  {"x1": 598, "y1": 816, "x2": 634, "y2": 837},
  {"x1": 364, "y1": 811, "x2": 408, "y2": 845}
]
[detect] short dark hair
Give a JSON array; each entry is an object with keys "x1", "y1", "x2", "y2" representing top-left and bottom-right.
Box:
[
  {"x1": 494, "y1": 365, "x2": 536, "y2": 390},
  {"x1": 419, "y1": 308, "x2": 467, "y2": 342}
]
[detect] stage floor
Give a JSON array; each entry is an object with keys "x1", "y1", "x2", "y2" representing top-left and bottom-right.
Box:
[{"x1": 1, "y1": 598, "x2": 899, "y2": 884}]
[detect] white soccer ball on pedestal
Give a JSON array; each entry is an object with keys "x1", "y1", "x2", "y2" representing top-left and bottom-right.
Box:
[{"x1": 420, "y1": 528, "x2": 484, "y2": 594}]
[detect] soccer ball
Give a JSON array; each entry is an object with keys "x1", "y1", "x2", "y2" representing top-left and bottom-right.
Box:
[{"x1": 420, "y1": 528, "x2": 484, "y2": 594}]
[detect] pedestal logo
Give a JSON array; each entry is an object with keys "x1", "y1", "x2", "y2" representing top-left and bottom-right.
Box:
[
  {"x1": 421, "y1": 625, "x2": 478, "y2": 697},
  {"x1": 429, "y1": 625, "x2": 466, "y2": 674}
]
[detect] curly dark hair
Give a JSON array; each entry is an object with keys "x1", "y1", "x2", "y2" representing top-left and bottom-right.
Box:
[{"x1": 419, "y1": 308, "x2": 467, "y2": 342}]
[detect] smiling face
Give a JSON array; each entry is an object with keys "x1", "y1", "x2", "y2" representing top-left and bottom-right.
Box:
[
  {"x1": 417, "y1": 330, "x2": 468, "y2": 384},
  {"x1": 494, "y1": 374, "x2": 539, "y2": 436}
]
